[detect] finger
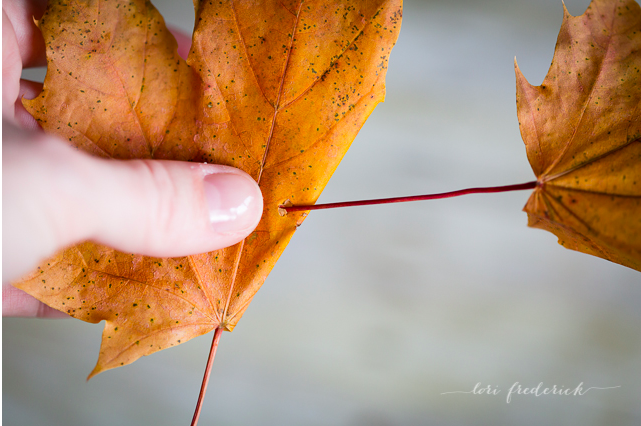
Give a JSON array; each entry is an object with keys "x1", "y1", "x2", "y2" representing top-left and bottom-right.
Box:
[
  {"x1": 2, "y1": 123, "x2": 264, "y2": 283},
  {"x1": 2, "y1": 0, "x2": 48, "y2": 69},
  {"x1": 3, "y1": 285, "x2": 69, "y2": 318},
  {"x1": 3, "y1": 9, "x2": 22, "y2": 117},
  {"x1": 168, "y1": 25, "x2": 192, "y2": 60},
  {"x1": 14, "y1": 79, "x2": 43, "y2": 131}
]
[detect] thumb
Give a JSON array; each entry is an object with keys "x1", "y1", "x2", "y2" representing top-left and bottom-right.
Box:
[{"x1": 2, "y1": 122, "x2": 263, "y2": 283}]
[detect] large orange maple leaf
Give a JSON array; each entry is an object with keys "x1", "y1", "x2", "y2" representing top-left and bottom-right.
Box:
[{"x1": 15, "y1": 0, "x2": 403, "y2": 378}]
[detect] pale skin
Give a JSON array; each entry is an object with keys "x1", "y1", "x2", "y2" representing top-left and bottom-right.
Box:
[{"x1": 2, "y1": 1, "x2": 264, "y2": 317}]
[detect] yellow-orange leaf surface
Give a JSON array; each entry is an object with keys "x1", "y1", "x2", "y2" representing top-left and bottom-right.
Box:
[
  {"x1": 516, "y1": 0, "x2": 641, "y2": 271},
  {"x1": 16, "y1": 0, "x2": 402, "y2": 377}
]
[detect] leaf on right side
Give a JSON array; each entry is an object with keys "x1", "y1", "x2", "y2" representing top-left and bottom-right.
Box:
[{"x1": 516, "y1": 0, "x2": 641, "y2": 271}]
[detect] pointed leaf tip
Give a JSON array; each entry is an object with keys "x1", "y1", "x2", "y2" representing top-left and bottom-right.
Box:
[{"x1": 561, "y1": 0, "x2": 571, "y2": 18}]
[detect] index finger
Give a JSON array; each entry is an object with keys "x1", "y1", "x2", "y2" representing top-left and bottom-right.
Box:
[
  {"x1": 3, "y1": 284, "x2": 69, "y2": 318},
  {"x1": 3, "y1": 0, "x2": 48, "y2": 68}
]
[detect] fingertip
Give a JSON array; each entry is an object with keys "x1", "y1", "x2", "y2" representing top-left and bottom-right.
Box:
[
  {"x1": 2, "y1": 284, "x2": 68, "y2": 318},
  {"x1": 203, "y1": 171, "x2": 263, "y2": 237},
  {"x1": 167, "y1": 25, "x2": 192, "y2": 60},
  {"x1": 15, "y1": 79, "x2": 43, "y2": 131}
]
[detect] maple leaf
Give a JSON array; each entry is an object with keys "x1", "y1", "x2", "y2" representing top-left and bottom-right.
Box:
[
  {"x1": 15, "y1": 0, "x2": 403, "y2": 378},
  {"x1": 516, "y1": 0, "x2": 641, "y2": 271}
]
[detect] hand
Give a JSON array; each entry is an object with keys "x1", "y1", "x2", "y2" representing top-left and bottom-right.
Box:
[{"x1": 2, "y1": 2, "x2": 264, "y2": 317}]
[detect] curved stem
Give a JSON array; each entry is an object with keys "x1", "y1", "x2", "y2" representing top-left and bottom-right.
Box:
[
  {"x1": 280, "y1": 181, "x2": 537, "y2": 214},
  {"x1": 191, "y1": 327, "x2": 223, "y2": 426}
]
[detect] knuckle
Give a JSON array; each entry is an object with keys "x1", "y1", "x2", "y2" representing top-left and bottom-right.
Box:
[{"x1": 132, "y1": 160, "x2": 181, "y2": 248}]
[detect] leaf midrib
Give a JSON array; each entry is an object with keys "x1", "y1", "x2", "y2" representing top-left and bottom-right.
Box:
[{"x1": 543, "y1": 1, "x2": 618, "y2": 176}]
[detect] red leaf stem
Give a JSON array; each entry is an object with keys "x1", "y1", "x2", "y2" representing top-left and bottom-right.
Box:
[
  {"x1": 191, "y1": 327, "x2": 223, "y2": 426},
  {"x1": 279, "y1": 181, "x2": 538, "y2": 214}
]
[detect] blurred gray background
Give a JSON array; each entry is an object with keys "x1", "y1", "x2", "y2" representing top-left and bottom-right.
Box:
[{"x1": 5, "y1": 0, "x2": 641, "y2": 425}]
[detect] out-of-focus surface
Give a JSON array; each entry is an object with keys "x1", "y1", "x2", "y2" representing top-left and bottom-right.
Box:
[{"x1": 5, "y1": 0, "x2": 641, "y2": 425}]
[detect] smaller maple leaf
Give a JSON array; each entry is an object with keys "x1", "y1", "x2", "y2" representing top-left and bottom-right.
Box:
[{"x1": 516, "y1": 0, "x2": 641, "y2": 271}]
